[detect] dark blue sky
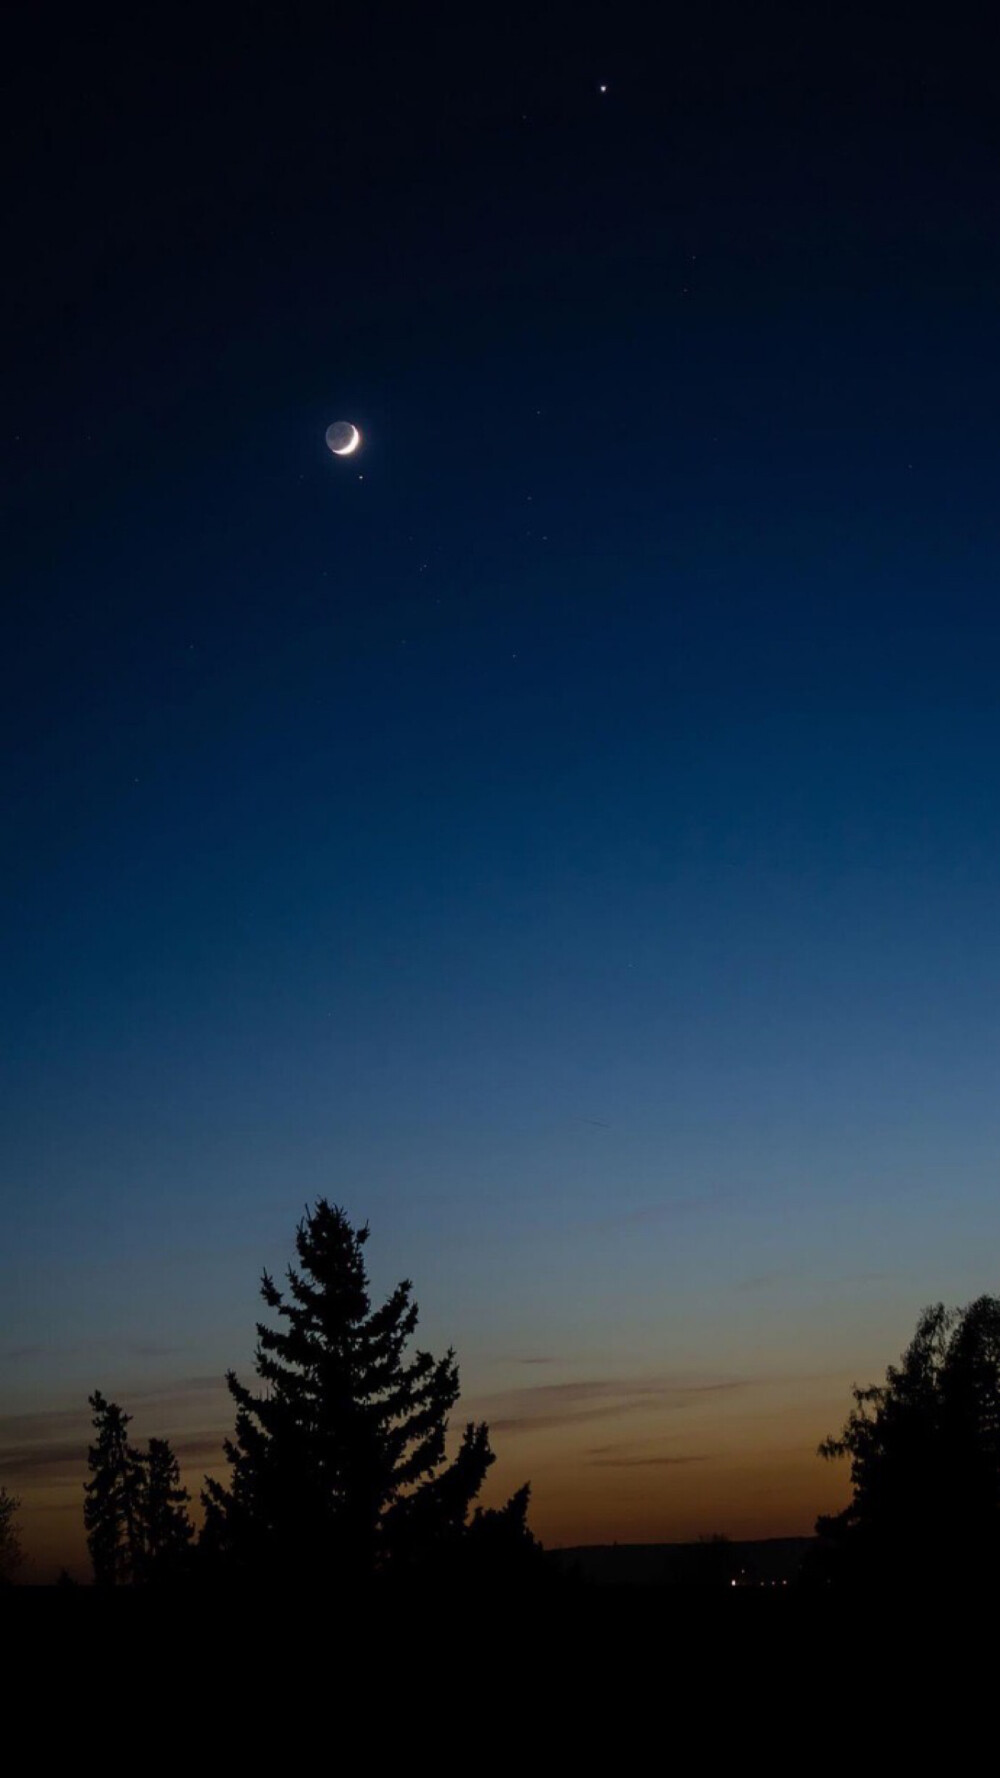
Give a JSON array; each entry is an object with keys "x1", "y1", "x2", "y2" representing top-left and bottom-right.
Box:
[{"x1": 5, "y1": 5, "x2": 1000, "y2": 1566}]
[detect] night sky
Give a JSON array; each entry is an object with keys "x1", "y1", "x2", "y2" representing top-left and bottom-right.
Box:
[{"x1": 6, "y1": 6, "x2": 1000, "y2": 1576}]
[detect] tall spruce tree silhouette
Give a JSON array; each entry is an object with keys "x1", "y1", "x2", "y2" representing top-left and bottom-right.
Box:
[{"x1": 201, "y1": 1200, "x2": 528, "y2": 1588}]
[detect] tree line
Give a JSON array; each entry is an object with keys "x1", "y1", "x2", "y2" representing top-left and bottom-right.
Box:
[{"x1": 3, "y1": 1198, "x2": 1000, "y2": 1591}]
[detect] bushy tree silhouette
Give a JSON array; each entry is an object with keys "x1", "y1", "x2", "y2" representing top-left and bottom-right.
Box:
[
  {"x1": 0, "y1": 1487, "x2": 24, "y2": 1584},
  {"x1": 84, "y1": 1393, "x2": 194, "y2": 1585},
  {"x1": 818, "y1": 1295, "x2": 1000, "y2": 1586},
  {"x1": 201, "y1": 1200, "x2": 533, "y2": 1587},
  {"x1": 462, "y1": 1482, "x2": 544, "y2": 1584}
]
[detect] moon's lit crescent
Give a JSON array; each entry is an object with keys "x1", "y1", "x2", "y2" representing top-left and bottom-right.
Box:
[{"x1": 328, "y1": 422, "x2": 361, "y2": 456}]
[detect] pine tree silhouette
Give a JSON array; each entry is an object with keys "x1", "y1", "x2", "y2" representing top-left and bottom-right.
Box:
[
  {"x1": 142, "y1": 1437, "x2": 194, "y2": 1582},
  {"x1": 201, "y1": 1200, "x2": 524, "y2": 1586},
  {"x1": 84, "y1": 1394, "x2": 194, "y2": 1585},
  {"x1": 84, "y1": 1392, "x2": 146, "y2": 1586}
]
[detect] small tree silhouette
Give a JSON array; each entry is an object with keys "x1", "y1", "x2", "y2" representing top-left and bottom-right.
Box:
[
  {"x1": 84, "y1": 1393, "x2": 147, "y2": 1586},
  {"x1": 0, "y1": 1488, "x2": 24, "y2": 1585},
  {"x1": 142, "y1": 1438, "x2": 194, "y2": 1583},
  {"x1": 201, "y1": 1199, "x2": 534, "y2": 1587},
  {"x1": 84, "y1": 1393, "x2": 193, "y2": 1585}
]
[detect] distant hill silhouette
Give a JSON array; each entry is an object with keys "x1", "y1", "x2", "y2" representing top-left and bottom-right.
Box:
[{"x1": 550, "y1": 1537, "x2": 814, "y2": 1588}]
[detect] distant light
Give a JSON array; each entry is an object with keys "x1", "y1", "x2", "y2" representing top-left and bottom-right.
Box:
[{"x1": 599, "y1": 84, "x2": 608, "y2": 93}]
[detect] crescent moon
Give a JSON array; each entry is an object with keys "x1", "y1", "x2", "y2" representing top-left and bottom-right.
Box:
[{"x1": 331, "y1": 424, "x2": 361, "y2": 456}]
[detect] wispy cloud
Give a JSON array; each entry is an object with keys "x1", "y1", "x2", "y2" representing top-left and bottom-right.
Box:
[
  {"x1": 0, "y1": 1406, "x2": 89, "y2": 1444},
  {"x1": 587, "y1": 1453, "x2": 712, "y2": 1468},
  {"x1": 474, "y1": 1373, "x2": 749, "y2": 1436},
  {"x1": 589, "y1": 1191, "x2": 738, "y2": 1235},
  {"x1": 0, "y1": 1439, "x2": 88, "y2": 1480},
  {"x1": 168, "y1": 1431, "x2": 230, "y2": 1468},
  {"x1": 735, "y1": 1271, "x2": 795, "y2": 1293},
  {"x1": 0, "y1": 1339, "x2": 187, "y2": 1363},
  {"x1": 124, "y1": 1374, "x2": 224, "y2": 1402},
  {"x1": 735, "y1": 1268, "x2": 905, "y2": 1294},
  {"x1": 0, "y1": 1376, "x2": 226, "y2": 1431},
  {"x1": 0, "y1": 1415, "x2": 231, "y2": 1490},
  {"x1": 0, "y1": 1376, "x2": 232, "y2": 1492}
]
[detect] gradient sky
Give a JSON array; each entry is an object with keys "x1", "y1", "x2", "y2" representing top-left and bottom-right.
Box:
[{"x1": 6, "y1": 6, "x2": 1000, "y2": 1576}]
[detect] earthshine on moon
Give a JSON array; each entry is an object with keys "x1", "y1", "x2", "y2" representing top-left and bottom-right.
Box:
[{"x1": 326, "y1": 421, "x2": 361, "y2": 456}]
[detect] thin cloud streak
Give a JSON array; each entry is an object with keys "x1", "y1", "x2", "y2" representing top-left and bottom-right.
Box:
[
  {"x1": 472, "y1": 1372, "x2": 750, "y2": 1436},
  {"x1": 0, "y1": 1439, "x2": 89, "y2": 1479},
  {"x1": 0, "y1": 1376, "x2": 232, "y2": 1491},
  {"x1": 587, "y1": 1190, "x2": 740, "y2": 1235},
  {"x1": 0, "y1": 1339, "x2": 187, "y2": 1363},
  {"x1": 0, "y1": 1425, "x2": 231, "y2": 1487},
  {"x1": 587, "y1": 1454, "x2": 712, "y2": 1468}
]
